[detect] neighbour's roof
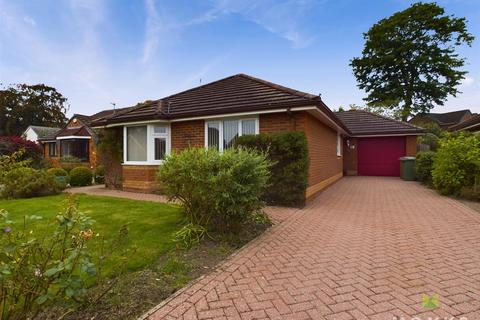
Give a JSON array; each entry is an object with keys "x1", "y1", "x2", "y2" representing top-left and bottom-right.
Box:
[
  {"x1": 413, "y1": 109, "x2": 472, "y2": 126},
  {"x1": 91, "y1": 74, "x2": 347, "y2": 131},
  {"x1": 335, "y1": 110, "x2": 425, "y2": 136},
  {"x1": 56, "y1": 126, "x2": 91, "y2": 137},
  {"x1": 26, "y1": 126, "x2": 61, "y2": 139},
  {"x1": 448, "y1": 113, "x2": 480, "y2": 132}
]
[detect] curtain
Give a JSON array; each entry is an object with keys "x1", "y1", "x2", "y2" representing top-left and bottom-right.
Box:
[
  {"x1": 223, "y1": 120, "x2": 239, "y2": 149},
  {"x1": 127, "y1": 126, "x2": 147, "y2": 161},
  {"x1": 207, "y1": 122, "x2": 220, "y2": 150}
]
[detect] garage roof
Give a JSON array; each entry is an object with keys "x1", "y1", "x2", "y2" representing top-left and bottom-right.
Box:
[{"x1": 335, "y1": 110, "x2": 424, "y2": 136}]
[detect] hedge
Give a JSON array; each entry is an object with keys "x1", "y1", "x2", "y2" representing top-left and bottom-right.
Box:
[
  {"x1": 235, "y1": 132, "x2": 309, "y2": 207},
  {"x1": 69, "y1": 167, "x2": 93, "y2": 187},
  {"x1": 1, "y1": 167, "x2": 64, "y2": 199},
  {"x1": 415, "y1": 151, "x2": 435, "y2": 185}
]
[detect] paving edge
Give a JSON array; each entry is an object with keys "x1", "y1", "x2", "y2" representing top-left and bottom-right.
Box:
[{"x1": 137, "y1": 208, "x2": 299, "y2": 320}]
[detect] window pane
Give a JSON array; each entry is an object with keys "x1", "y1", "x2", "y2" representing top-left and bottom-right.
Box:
[
  {"x1": 154, "y1": 138, "x2": 166, "y2": 160},
  {"x1": 207, "y1": 122, "x2": 220, "y2": 150},
  {"x1": 127, "y1": 126, "x2": 147, "y2": 161},
  {"x1": 223, "y1": 120, "x2": 239, "y2": 149},
  {"x1": 242, "y1": 120, "x2": 256, "y2": 135},
  {"x1": 153, "y1": 125, "x2": 167, "y2": 134}
]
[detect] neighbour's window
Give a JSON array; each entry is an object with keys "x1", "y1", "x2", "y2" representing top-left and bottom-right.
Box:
[
  {"x1": 60, "y1": 139, "x2": 89, "y2": 161},
  {"x1": 205, "y1": 118, "x2": 258, "y2": 152},
  {"x1": 337, "y1": 133, "x2": 342, "y2": 157},
  {"x1": 48, "y1": 142, "x2": 57, "y2": 157},
  {"x1": 126, "y1": 126, "x2": 147, "y2": 161},
  {"x1": 153, "y1": 125, "x2": 168, "y2": 161}
]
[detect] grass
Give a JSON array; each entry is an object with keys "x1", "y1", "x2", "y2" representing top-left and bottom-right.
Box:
[
  {"x1": 0, "y1": 193, "x2": 183, "y2": 275},
  {"x1": 0, "y1": 193, "x2": 271, "y2": 319}
]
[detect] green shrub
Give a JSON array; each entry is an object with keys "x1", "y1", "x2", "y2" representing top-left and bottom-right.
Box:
[
  {"x1": 0, "y1": 151, "x2": 30, "y2": 184},
  {"x1": 158, "y1": 148, "x2": 271, "y2": 235},
  {"x1": 235, "y1": 132, "x2": 309, "y2": 207},
  {"x1": 1, "y1": 167, "x2": 64, "y2": 199},
  {"x1": 432, "y1": 133, "x2": 480, "y2": 195},
  {"x1": 69, "y1": 166, "x2": 93, "y2": 187},
  {"x1": 94, "y1": 165, "x2": 105, "y2": 184},
  {"x1": 415, "y1": 151, "x2": 435, "y2": 184},
  {"x1": 47, "y1": 167, "x2": 70, "y2": 183},
  {"x1": 418, "y1": 133, "x2": 440, "y2": 151}
]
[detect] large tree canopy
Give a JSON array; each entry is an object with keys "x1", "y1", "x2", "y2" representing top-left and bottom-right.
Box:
[
  {"x1": 350, "y1": 2, "x2": 474, "y2": 121},
  {"x1": 0, "y1": 84, "x2": 69, "y2": 136}
]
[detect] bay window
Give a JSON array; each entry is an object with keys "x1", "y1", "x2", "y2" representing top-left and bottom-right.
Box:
[
  {"x1": 205, "y1": 118, "x2": 259, "y2": 152},
  {"x1": 124, "y1": 124, "x2": 170, "y2": 164}
]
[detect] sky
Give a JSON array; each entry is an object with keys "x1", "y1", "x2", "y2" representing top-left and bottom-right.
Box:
[{"x1": 0, "y1": 0, "x2": 479, "y2": 117}]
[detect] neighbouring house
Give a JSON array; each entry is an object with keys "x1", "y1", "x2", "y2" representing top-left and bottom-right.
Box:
[
  {"x1": 336, "y1": 110, "x2": 422, "y2": 176},
  {"x1": 38, "y1": 108, "x2": 130, "y2": 168},
  {"x1": 448, "y1": 113, "x2": 480, "y2": 134},
  {"x1": 22, "y1": 125, "x2": 61, "y2": 143},
  {"x1": 90, "y1": 74, "x2": 424, "y2": 199},
  {"x1": 409, "y1": 109, "x2": 473, "y2": 129}
]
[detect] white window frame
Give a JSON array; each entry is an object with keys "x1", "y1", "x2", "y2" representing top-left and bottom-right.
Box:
[
  {"x1": 336, "y1": 132, "x2": 342, "y2": 157},
  {"x1": 204, "y1": 117, "x2": 259, "y2": 152},
  {"x1": 123, "y1": 123, "x2": 171, "y2": 165}
]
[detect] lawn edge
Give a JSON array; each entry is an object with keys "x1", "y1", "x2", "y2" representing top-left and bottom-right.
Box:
[{"x1": 137, "y1": 209, "x2": 294, "y2": 320}]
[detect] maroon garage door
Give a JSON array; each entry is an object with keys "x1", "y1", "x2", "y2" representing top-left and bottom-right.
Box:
[{"x1": 358, "y1": 137, "x2": 406, "y2": 176}]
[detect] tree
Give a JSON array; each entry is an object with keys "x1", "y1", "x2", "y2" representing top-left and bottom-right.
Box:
[
  {"x1": 0, "y1": 84, "x2": 69, "y2": 136},
  {"x1": 350, "y1": 2, "x2": 474, "y2": 121}
]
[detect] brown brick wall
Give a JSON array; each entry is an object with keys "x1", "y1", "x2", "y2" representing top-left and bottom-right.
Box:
[
  {"x1": 122, "y1": 165, "x2": 160, "y2": 192},
  {"x1": 342, "y1": 138, "x2": 358, "y2": 176},
  {"x1": 304, "y1": 113, "x2": 343, "y2": 188},
  {"x1": 259, "y1": 112, "x2": 306, "y2": 133},
  {"x1": 406, "y1": 136, "x2": 418, "y2": 156},
  {"x1": 171, "y1": 120, "x2": 204, "y2": 151}
]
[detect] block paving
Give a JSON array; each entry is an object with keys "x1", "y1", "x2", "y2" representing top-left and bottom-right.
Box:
[{"x1": 142, "y1": 177, "x2": 480, "y2": 319}]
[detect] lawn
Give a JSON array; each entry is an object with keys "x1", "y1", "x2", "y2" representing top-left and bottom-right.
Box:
[
  {"x1": 0, "y1": 193, "x2": 183, "y2": 275},
  {"x1": 0, "y1": 193, "x2": 269, "y2": 319}
]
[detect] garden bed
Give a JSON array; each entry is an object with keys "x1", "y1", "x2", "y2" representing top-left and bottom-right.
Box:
[{"x1": 0, "y1": 194, "x2": 269, "y2": 319}]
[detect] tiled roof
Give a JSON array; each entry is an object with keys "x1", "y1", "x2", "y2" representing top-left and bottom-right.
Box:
[
  {"x1": 448, "y1": 113, "x2": 480, "y2": 131},
  {"x1": 28, "y1": 126, "x2": 61, "y2": 139},
  {"x1": 56, "y1": 126, "x2": 91, "y2": 137},
  {"x1": 414, "y1": 109, "x2": 472, "y2": 126},
  {"x1": 91, "y1": 74, "x2": 346, "y2": 131},
  {"x1": 335, "y1": 110, "x2": 425, "y2": 136}
]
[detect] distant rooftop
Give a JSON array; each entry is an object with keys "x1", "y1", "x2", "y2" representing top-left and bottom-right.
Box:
[{"x1": 412, "y1": 109, "x2": 472, "y2": 126}]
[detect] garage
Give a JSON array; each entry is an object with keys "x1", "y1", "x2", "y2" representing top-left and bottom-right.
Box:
[
  {"x1": 357, "y1": 137, "x2": 405, "y2": 176},
  {"x1": 335, "y1": 110, "x2": 424, "y2": 177}
]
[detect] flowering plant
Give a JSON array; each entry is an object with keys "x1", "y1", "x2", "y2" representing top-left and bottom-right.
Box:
[{"x1": 0, "y1": 196, "x2": 100, "y2": 319}]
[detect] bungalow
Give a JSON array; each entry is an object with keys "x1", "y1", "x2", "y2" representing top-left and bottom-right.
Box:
[
  {"x1": 448, "y1": 113, "x2": 480, "y2": 134},
  {"x1": 409, "y1": 109, "x2": 473, "y2": 129},
  {"x1": 90, "y1": 74, "x2": 424, "y2": 199},
  {"x1": 38, "y1": 108, "x2": 130, "y2": 168},
  {"x1": 22, "y1": 126, "x2": 61, "y2": 143}
]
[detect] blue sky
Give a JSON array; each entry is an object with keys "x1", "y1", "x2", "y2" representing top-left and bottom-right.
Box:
[{"x1": 1, "y1": 0, "x2": 479, "y2": 116}]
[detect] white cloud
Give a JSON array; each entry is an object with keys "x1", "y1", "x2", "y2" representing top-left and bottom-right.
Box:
[
  {"x1": 208, "y1": 0, "x2": 319, "y2": 48},
  {"x1": 22, "y1": 15, "x2": 36, "y2": 26}
]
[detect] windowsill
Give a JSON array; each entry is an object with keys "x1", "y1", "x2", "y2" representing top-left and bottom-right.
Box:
[{"x1": 122, "y1": 161, "x2": 164, "y2": 166}]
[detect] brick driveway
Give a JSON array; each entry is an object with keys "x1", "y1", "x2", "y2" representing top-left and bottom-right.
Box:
[{"x1": 143, "y1": 177, "x2": 480, "y2": 320}]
